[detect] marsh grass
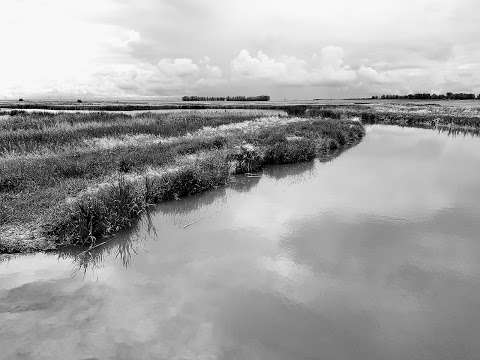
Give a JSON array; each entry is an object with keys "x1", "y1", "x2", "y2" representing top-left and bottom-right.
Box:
[
  {"x1": 363, "y1": 111, "x2": 480, "y2": 129},
  {"x1": 0, "y1": 135, "x2": 230, "y2": 192},
  {"x1": 43, "y1": 119, "x2": 363, "y2": 248},
  {"x1": 0, "y1": 109, "x2": 365, "y2": 252},
  {"x1": 0, "y1": 111, "x2": 264, "y2": 155},
  {"x1": 263, "y1": 139, "x2": 317, "y2": 165},
  {"x1": 45, "y1": 153, "x2": 230, "y2": 246},
  {"x1": 304, "y1": 106, "x2": 480, "y2": 131}
]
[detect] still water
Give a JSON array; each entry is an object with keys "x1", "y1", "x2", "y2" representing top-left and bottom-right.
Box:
[{"x1": 2, "y1": 125, "x2": 480, "y2": 360}]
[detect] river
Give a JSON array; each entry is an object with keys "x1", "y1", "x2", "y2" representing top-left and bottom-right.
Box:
[{"x1": 1, "y1": 125, "x2": 480, "y2": 360}]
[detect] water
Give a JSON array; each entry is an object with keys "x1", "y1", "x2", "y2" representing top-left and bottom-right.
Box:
[{"x1": 2, "y1": 125, "x2": 480, "y2": 360}]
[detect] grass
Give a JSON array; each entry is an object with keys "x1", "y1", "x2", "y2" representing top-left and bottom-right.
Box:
[
  {"x1": 0, "y1": 101, "x2": 366, "y2": 114},
  {"x1": 303, "y1": 105, "x2": 480, "y2": 132},
  {"x1": 263, "y1": 139, "x2": 317, "y2": 165},
  {"x1": 0, "y1": 135, "x2": 228, "y2": 192},
  {"x1": 0, "y1": 111, "x2": 266, "y2": 155},
  {"x1": 0, "y1": 109, "x2": 365, "y2": 253}
]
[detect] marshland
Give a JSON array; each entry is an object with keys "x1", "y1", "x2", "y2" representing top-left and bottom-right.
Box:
[
  {"x1": 4, "y1": 0, "x2": 480, "y2": 357},
  {"x1": 3, "y1": 100, "x2": 480, "y2": 253},
  {"x1": 0, "y1": 103, "x2": 480, "y2": 359},
  {"x1": 2, "y1": 101, "x2": 480, "y2": 360},
  {"x1": 0, "y1": 107, "x2": 364, "y2": 253}
]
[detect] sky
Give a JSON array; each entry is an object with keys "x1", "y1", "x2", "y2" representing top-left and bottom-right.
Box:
[{"x1": 1, "y1": 0, "x2": 480, "y2": 100}]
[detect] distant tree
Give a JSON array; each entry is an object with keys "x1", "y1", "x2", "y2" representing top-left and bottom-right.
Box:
[
  {"x1": 77, "y1": 99, "x2": 82, "y2": 103},
  {"x1": 18, "y1": 98, "x2": 24, "y2": 102},
  {"x1": 377, "y1": 92, "x2": 478, "y2": 100},
  {"x1": 182, "y1": 95, "x2": 269, "y2": 102}
]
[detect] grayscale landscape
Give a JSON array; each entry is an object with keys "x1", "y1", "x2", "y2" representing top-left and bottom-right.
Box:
[{"x1": 1, "y1": 1, "x2": 480, "y2": 359}]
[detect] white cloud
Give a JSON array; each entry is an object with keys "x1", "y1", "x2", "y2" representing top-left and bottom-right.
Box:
[
  {"x1": 357, "y1": 66, "x2": 390, "y2": 84},
  {"x1": 231, "y1": 50, "x2": 305, "y2": 83},
  {"x1": 157, "y1": 58, "x2": 199, "y2": 77},
  {"x1": 1, "y1": 0, "x2": 480, "y2": 98},
  {"x1": 231, "y1": 47, "x2": 356, "y2": 87},
  {"x1": 89, "y1": 58, "x2": 225, "y2": 97}
]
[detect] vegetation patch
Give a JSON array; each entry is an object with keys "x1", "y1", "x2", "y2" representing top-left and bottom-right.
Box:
[
  {"x1": 263, "y1": 139, "x2": 317, "y2": 165},
  {"x1": 0, "y1": 110, "x2": 365, "y2": 253}
]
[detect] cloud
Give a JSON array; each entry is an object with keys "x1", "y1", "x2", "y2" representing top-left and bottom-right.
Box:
[
  {"x1": 89, "y1": 57, "x2": 225, "y2": 97},
  {"x1": 1, "y1": 0, "x2": 480, "y2": 98},
  {"x1": 357, "y1": 66, "x2": 390, "y2": 84},
  {"x1": 157, "y1": 58, "x2": 199, "y2": 77},
  {"x1": 231, "y1": 47, "x2": 357, "y2": 87}
]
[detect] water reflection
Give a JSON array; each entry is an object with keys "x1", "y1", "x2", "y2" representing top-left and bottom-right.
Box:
[
  {"x1": 229, "y1": 175, "x2": 262, "y2": 193},
  {"x1": 2, "y1": 125, "x2": 480, "y2": 360},
  {"x1": 58, "y1": 212, "x2": 160, "y2": 275},
  {"x1": 436, "y1": 125, "x2": 480, "y2": 137},
  {"x1": 263, "y1": 160, "x2": 315, "y2": 180},
  {"x1": 60, "y1": 177, "x2": 266, "y2": 274}
]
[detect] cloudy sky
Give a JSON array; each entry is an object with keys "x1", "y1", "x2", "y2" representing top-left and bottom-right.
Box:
[{"x1": 1, "y1": 0, "x2": 480, "y2": 100}]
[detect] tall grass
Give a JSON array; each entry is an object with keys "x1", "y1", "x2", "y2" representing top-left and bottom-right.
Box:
[
  {"x1": 0, "y1": 135, "x2": 228, "y2": 191},
  {"x1": 263, "y1": 139, "x2": 317, "y2": 164},
  {"x1": 0, "y1": 109, "x2": 365, "y2": 252},
  {"x1": 358, "y1": 111, "x2": 480, "y2": 129},
  {"x1": 0, "y1": 111, "x2": 264, "y2": 155},
  {"x1": 304, "y1": 106, "x2": 480, "y2": 131},
  {"x1": 44, "y1": 154, "x2": 230, "y2": 246},
  {"x1": 42, "y1": 119, "x2": 364, "y2": 247}
]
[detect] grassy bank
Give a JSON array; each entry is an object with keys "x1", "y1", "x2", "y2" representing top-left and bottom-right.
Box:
[
  {"x1": 0, "y1": 110, "x2": 364, "y2": 253},
  {"x1": 304, "y1": 104, "x2": 480, "y2": 134}
]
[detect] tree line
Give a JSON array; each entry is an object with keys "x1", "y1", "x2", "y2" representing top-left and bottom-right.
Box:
[
  {"x1": 182, "y1": 95, "x2": 270, "y2": 102},
  {"x1": 372, "y1": 93, "x2": 480, "y2": 100}
]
